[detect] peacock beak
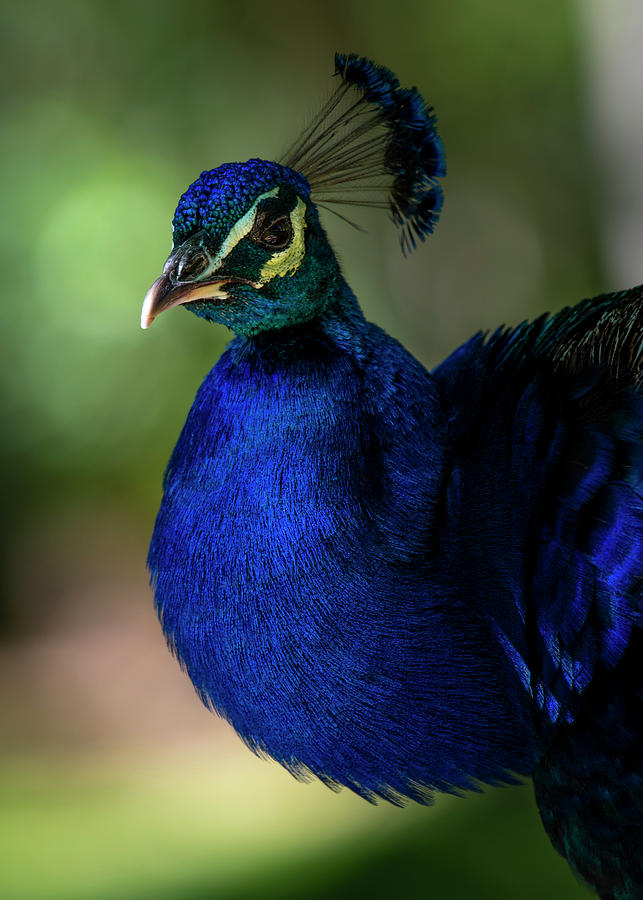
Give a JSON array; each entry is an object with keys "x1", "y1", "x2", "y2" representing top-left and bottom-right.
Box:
[
  {"x1": 140, "y1": 274, "x2": 232, "y2": 329},
  {"x1": 141, "y1": 230, "x2": 265, "y2": 329}
]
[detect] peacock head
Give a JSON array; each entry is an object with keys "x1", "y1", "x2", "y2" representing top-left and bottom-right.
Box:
[
  {"x1": 141, "y1": 53, "x2": 446, "y2": 336},
  {"x1": 141, "y1": 160, "x2": 338, "y2": 335}
]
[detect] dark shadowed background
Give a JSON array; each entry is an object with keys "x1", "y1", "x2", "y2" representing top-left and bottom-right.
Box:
[{"x1": 2, "y1": 0, "x2": 640, "y2": 897}]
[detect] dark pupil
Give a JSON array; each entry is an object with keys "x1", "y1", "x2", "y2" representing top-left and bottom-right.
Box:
[{"x1": 258, "y1": 217, "x2": 291, "y2": 249}]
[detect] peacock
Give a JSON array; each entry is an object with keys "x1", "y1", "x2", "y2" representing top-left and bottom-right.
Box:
[{"x1": 141, "y1": 54, "x2": 643, "y2": 898}]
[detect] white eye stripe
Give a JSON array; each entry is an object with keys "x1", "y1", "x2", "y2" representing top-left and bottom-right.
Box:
[
  {"x1": 185, "y1": 187, "x2": 305, "y2": 286},
  {"x1": 211, "y1": 187, "x2": 280, "y2": 269}
]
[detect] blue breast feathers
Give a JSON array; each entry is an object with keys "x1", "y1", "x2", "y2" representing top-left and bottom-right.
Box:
[{"x1": 148, "y1": 309, "x2": 537, "y2": 803}]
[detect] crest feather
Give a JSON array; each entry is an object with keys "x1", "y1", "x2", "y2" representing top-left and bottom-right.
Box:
[{"x1": 282, "y1": 53, "x2": 446, "y2": 254}]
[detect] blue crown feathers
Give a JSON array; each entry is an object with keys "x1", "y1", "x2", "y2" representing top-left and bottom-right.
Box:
[{"x1": 282, "y1": 53, "x2": 446, "y2": 254}]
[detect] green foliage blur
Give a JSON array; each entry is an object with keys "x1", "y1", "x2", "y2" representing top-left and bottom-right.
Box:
[{"x1": 0, "y1": 1, "x2": 604, "y2": 897}]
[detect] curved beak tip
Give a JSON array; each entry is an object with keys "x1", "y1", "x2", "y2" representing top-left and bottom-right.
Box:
[
  {"x1": 140, "y1": 277, "x2": 164, "y2": 330},
  {"x1": 140, "y1": 272, "x2": 236, "y2": 331}
]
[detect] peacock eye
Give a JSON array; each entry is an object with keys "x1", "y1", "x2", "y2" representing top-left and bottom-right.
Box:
[{"x1": 251, "y1": 216, "x2": 293, "y2": 251}]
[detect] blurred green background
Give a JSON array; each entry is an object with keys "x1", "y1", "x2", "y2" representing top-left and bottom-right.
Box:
[{"x1": 4, "y1": 0, "x2": 640, "y2": 896}]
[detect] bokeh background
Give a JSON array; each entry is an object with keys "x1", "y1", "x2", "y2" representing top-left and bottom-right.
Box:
[{"x1": 2, "y1": 1, "x2": 641, "y2": 897}]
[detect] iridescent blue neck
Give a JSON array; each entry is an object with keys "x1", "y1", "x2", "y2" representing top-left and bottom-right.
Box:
[
  {"x1": 317, "y1": 280, "x2": 369, "y2": 356},
  {"x1": 232, "y1": 273, "x2": 370, "y2": 362}
]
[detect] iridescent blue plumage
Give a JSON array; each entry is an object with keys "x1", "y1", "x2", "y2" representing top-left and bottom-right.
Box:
[
  {"x1": 149, "y1": 294, "x2": 539, "y2": 802},
  {"x1": 143, "y1": 55, "x2": 643, "y2": 898},
  {"x1": 173, "y1": 160, "x2": 310, "y2": 245}
]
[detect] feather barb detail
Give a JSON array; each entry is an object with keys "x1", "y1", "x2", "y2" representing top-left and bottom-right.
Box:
[{"x1": 282, "y1": 53, "x2": 446, "y2": 254}]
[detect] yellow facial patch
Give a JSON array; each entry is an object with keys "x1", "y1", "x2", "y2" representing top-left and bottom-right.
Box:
[{"x1": 259, "y1": 198, "x2": 307, "y2": 284}]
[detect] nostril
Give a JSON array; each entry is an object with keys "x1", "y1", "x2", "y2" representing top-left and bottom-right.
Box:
[{"x1": 176, "y1": 250, "x2": 209, "y2": 282}]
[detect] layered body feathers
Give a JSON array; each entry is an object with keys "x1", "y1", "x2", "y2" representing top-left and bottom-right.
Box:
[
  {"x1": 143, "y1": 54, "x2": 643, "y2": 898},
  {"x1": 150, "y1": 286, "x2": 539, "y2": 801}
]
